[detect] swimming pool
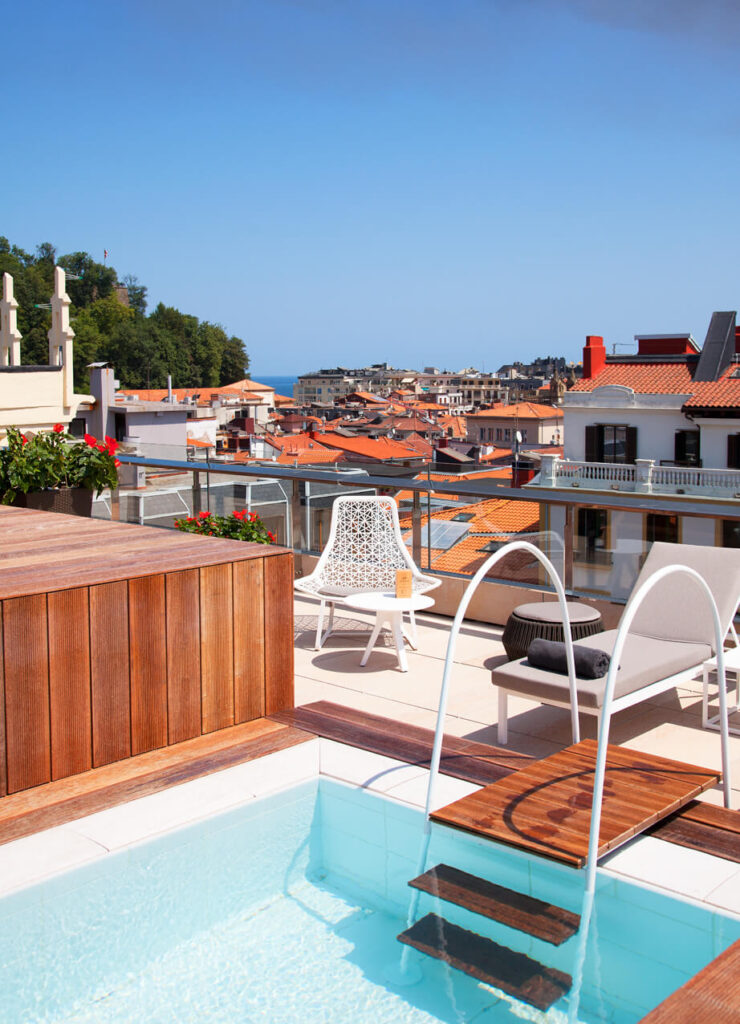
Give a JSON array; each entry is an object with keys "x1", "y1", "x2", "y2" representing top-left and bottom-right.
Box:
[{"x1": 1, "y1": 771, "x2": 739, "y2": 1023}]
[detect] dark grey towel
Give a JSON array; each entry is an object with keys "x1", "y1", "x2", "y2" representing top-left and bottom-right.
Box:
[{"x1": 526, "y1": 638, "x2": 611, "y2": 679}]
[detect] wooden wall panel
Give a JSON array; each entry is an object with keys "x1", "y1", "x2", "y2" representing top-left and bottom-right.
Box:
[
  {"x1": 0, "y1": 606, "x2": 6, "y2": 798},
  {"x1": 48, "y1": 588, "x2": 92, "y2": 780},
  {"x1": 90, "y1": 581, "x2": 131, "y2": 767},
  {"x1": 3, "y1": 595, "x2": 50, "y2": 793},
  {"x1": 166, "y1": 570, "x2": 201, "y2": 744},
  {"x1": 233, "y1": 560, "x2": 265, "y2": 723},
  {"x1": 264, "y1": 553, "x2": 294, "y2": 715},
  {"x1": 200, "y1": 564, "x2": 234, "y2": 734},
  {"x1": 129, "y1": 575, "x2": 168, "y2": 755}
]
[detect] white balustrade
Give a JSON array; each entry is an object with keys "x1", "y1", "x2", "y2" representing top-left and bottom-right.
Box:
[{"x1": 537, "y1": 457, "x2": 740, "y2": 496}]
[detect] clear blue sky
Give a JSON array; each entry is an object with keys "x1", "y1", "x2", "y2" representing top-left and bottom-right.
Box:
[{"x1": 4, "y1": 1, "x2": 740, "y2": 376}]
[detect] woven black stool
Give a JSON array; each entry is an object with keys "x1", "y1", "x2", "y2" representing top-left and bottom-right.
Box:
[{"x1": 502, "y1": 602, "x2": 604, "y2": 661}]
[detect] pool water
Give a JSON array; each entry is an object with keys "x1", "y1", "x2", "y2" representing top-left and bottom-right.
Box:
[{"x1": 1, "y1": 778, "x2": 738, "y2": 1023}]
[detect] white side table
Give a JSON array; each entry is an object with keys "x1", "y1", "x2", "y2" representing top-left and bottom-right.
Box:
[
  {"x1": 702, "y1": 647, "x2": 740, "y2": 735},
  {"x1": 343, "y1": 592, "x2": 435, "y2": 672}
]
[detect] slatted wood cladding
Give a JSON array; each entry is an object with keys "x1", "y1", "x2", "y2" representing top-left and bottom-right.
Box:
[{"x1": 0, "y1": 507, "x2": 294, "y2": 796}]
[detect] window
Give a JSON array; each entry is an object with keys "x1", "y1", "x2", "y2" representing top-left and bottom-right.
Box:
[
  {"x1": 728, "y1": 434, "x2": 740, "y2": 469},
  {"x1": 722, "y1": 520, "x2": 740, "y2": 547},
  {"x1": 496, "y1": 428, "x2": 502, "y2": 441},
  {"x1": 674, "y1": 430, "x2": 700, "y2": 466},
  {"x1": 646, "y1": 514, "x2": 679, "y2": 545},
  {"x1": 585, "y1": 424, "x2": 637, "y2": 464},
  {"x1": 575, "y1": 508, "x2": 610, "y2": 565},
  {"x1": 67, "y1": 416, "x2": 86, "y2": 438},
  {"x1": 504, "y1": 428, "x2": 511, "y2": 441},
  {"x1": 520, "y1": 429, "x2": 528, "y2": 442},
  {"x1": 114, "y1": 412, "x2": 127, "y2": 442},
  {"x1": 452, "y1": 512, "x2": 475, "y2": 522}
]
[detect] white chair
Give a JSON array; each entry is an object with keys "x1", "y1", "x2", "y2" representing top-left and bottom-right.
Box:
[{"x1": 294, "y1": 495, "x2": 440, "y2": 650}]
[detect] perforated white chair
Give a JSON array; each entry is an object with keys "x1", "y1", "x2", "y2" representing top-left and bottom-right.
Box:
[{"x1": 294, "y1": 495, "x2": 440, "y2": 650}]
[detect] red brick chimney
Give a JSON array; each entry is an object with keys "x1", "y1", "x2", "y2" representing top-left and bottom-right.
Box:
[
  {"x1": 582, "y1": 335, "x2": 606, "y2": 380},
  {"x1": 735, "y1": 327, "x2": 740, "y2": 354}
]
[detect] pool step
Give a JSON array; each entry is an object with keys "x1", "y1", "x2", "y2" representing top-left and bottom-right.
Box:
[
  {"x1": 398, "y1": 913, "x2": 572, "y2": 1011},
  {"x1": 409, "y1": 863, "x2": 580, "y2": 946}
]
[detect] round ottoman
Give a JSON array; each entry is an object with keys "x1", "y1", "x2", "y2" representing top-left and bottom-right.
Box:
[{"x1": 502, "y1": 602, "x2": 604, "y2": 661}]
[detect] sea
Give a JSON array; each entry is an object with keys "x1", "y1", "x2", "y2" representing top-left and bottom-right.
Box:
[{"x1": 253, "y1": 374, "x2": 298, "y2": 398}]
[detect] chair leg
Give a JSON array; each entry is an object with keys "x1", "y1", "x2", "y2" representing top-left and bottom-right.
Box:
[
  {"x1": 404, "y1": 610, "x2": 419, "y2": 650},
  {"x1": 315, "y1": 600, "x2": 327, "y2": 650},
  {"x1": 497, "y1": 689, "x2": 508, "y2": 745}
]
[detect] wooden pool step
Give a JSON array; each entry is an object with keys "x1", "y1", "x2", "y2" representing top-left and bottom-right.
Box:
[
  {"x1": 638, "y1": 938, "x2": 740, "y2": 1022},
  {"x1": 409, "y1": 863, "x2": 580, "y2": 946},
  {"x1": 398, "y1": 913, "x2": 572, "y2": 1012},
  {"x1": 431, "y1": 739, "x2": 720, "y2": 868}
]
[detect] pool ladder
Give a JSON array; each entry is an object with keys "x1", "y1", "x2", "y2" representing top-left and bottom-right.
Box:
[{"x1": 397, "y1": 862, "x2": 580, "y2": 1012}]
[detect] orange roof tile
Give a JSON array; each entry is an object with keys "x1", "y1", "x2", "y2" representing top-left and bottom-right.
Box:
[
  {"x1": 311, "y1": 433, "x2": 424, "y2": 461},
  {"x1": 467, "y1": 402, "x2": 563, "y2": 420},
  {"x1": 570, "y1": 363, "x2": 694, "y2": 394}
]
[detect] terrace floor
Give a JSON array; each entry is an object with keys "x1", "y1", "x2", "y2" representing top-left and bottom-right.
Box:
[{"x1": 293, "y1": 593, "x2": 740, "y2": 809}]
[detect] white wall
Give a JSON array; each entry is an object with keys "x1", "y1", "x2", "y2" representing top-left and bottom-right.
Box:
[{"x1": 563, "y1": 404, "x2": 691, "y2": 462}]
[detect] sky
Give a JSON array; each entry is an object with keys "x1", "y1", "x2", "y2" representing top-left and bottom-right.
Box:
[{"x1": 4, "y1": 0, "x2": 740, "y2": 377}]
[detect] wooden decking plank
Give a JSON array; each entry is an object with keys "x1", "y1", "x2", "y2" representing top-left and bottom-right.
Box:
[
  {"x1": 672, "y1": 799, "x2": 740, "y2": 835},
  {"x1": 409, "y1": 864, "x2": 580, "y2": 946},
  {"x1": 398, "y1": 913, "x2": 571, "y2": 1011},
  {"x1": 647, "y1": 815, "x2": 740, "y2": 865},
  {"x1": 639, "y1": 939, "x2": 740, "y2": 1022},
  {"x1": 431, "y1": 741, "x2": 720, "y2": 868},
  {"x1": 298, "y1": 701, "x2": 532, "y2": 771},
  {"x1": 270, "y1": 702, "x2": 528, "y2": 784},
  {"x1": 0, "y1": 720, "x2": 312, "y2": 846}
]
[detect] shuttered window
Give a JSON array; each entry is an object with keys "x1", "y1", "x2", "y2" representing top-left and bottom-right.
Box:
[{"x1": 585, "y1": 424, "x2": 637, "y2": 464}]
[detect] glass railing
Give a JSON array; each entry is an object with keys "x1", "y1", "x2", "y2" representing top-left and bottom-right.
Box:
[{"x1": 101, "y1": 441, "x2": 740, "y2": 606}]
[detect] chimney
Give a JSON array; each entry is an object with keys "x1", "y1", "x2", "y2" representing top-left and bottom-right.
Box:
[
  {"x1": 735, "y1": 327, "x2": 740, "y2": 354},
  {"x1": 582, "y1": 335, "x2": 606, "y2": 379},
  {"x1": 167, "y1": 375, "x2": 173, "y2": 403}
]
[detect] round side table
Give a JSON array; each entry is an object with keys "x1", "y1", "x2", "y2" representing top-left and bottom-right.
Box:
[
  {"x1": 502, "y1": 601, "x2": 604, "y2": 661},
  {"x1": 343, "y1": 591, "x2": 435, "y2": 672}
]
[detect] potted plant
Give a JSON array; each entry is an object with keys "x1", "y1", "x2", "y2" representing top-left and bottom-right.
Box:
[
  {"x1": 0, "y1": 425, "x2": 121, "y2": 516},
  {"x1": 175, "y1": 508, "x2": 276, "y2": 544}
]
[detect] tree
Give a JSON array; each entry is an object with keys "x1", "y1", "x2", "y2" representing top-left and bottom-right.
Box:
[{"x1": 121, "y1": 274, "x2": 148, "y2": 315}]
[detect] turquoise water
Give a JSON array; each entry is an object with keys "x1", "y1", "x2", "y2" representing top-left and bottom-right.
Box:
[{"x1": 1, "y1": 779, "x2": 738, "y2": 1023}]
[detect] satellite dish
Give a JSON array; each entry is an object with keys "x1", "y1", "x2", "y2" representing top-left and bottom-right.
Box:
[{"x1": 515, "y1": 430, "x2": 522, "y2": 444}]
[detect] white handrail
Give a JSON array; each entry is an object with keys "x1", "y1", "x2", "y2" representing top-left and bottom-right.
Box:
[
  {"x1": 584, "y1": 563, "x2": 732, "y2": 894},
  {"x1": 423, "y1": 540, "x2": 577, "y2": 824}
]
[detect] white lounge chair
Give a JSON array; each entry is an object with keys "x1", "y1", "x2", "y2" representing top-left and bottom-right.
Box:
[
  {"x1": 294, "y1": 495, "x2": 440, "y2": 650},
  {"x1": 492, "y1": 541, "x2": 740, "y2": 745}
]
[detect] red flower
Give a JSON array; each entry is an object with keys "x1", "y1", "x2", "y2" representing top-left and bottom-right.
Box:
[
  {"x1": 104, "y1": 435, "x2": 118, "y2": 455},
  {"x1": 199, "y1": 510, "x2": 211, "y2": 519},
  {"x1": 97, "y1": 443, "x2": 107, "y2": 453},
  {"x1": 186, "y1": 517, "x2": 195, "y2": 523},
  {"x1": 53, "y1": 423, "x2": 64, "y2": 433},
  {"x1": 233, "y1": 509, "x2": 246, "y2": 520},
  {"x1": 21, "y1": 434, "x2": 28, "y2": 446},
  {"x1": 84, "y1": 433, "x2": 97, "y2": 448},
  {"x1": 114, "y1": 459, "x2": 121, "y2": 467},
  {"x1": 267, "y1": 531, "x2": 276, "y2": 543}
]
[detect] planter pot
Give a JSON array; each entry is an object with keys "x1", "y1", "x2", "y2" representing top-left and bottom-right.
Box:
[{"x1": 12, "y1": 487, "x2": 94, "y2": 517}]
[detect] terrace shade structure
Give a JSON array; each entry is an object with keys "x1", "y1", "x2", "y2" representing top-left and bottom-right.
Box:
[{"x1": 0, "y1": 506, "x2": 294, "y2": 796}]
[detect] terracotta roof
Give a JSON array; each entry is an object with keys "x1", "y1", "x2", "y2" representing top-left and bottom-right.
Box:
[
  {"x1": 468, "y1": 402, "x2": 563, "y2": 420},
  {"x1": 438, "y1": 415, "x2": 467, "y2": 439},
  {"x1": 403, "y1": 433, "x2": 434, "y2": 458},
  {"x1": 311, "y1": 432, "x2": 423, "y2": 461},
  {"x1": 345, "y1": 391, "x2": 388, "y2": 404},
  {"x1": 263, "y1": 432, "x2": 331, "y2": 452},
  {"x1": 117, "y1": 377, "x2": 274, "y2": 406},
  {"x1": 272, "y1": 393, "x2": 294, "y2": 405},
  {"x1": 570, "y1": 363, "x2": 695, "y2": 394},
  {"x1": 185, "y1": 437, "x2": 215, "y2": 448},
  {"x1": 571, "y1": 358, "x2": 740, "y2": 412}
]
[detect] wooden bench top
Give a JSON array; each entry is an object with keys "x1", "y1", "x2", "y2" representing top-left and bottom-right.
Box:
[{"x1": 0, "y1": 506, "x2": 289, "y2": 598}]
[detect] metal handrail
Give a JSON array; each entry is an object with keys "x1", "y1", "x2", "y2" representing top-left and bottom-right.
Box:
[{"x1": 584, "y1": 563, "x2": 732, "y2": 894}]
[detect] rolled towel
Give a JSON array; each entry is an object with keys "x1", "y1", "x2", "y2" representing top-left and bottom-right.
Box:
[{"x1": 526, "y1": 638, "x2": 611, "y2": 679}]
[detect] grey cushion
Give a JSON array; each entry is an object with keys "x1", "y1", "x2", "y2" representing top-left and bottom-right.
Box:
[
  {"x1": 513, "y1": 601, "x2": 601, "y2": 625},
  {"x1": 492, "y1": 629, "x2": 710, "y2": 709},
  {"x1": 630, "y1": 542, "x2": 740, "y2": 652}
]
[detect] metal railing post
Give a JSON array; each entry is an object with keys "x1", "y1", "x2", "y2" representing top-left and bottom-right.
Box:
[
  {"x1": 564, "y1": 502, "x2": 574, "y2": 592},
  {"x1": 192, "y1": 470, "x2": 201, "y2": 517},
  {"x1": 412, "y1": 490, "x2": 422, "y2": 566},
  {"x1": 292, "y1": 478, "x2": 303, "y2": 553}
]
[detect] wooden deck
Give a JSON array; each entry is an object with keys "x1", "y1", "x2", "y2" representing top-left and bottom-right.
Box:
[
  {"x1": 639, "y1": 939, "x2": 740, "y2": 1022},
  {"x1": 431, "y1": 738, "x2": 720, "y2": 867},
  {"x1": 0, "y1": 506, "x2": 294, "y2": 796},
  {"x1": 0, "y1": 718, "x2": 311, "y2": 846},
  {"x1": 270, "y1": 700, "x2": 533, "y2": 785}
]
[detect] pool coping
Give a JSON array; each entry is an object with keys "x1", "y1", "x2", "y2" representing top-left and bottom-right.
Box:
[{"x1": 0, "y1": 737, "x2": 738, "y2": 922}]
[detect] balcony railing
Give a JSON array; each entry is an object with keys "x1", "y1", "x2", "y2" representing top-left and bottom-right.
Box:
[{"x1": 535, "y1": 455, "x2": 740, "y2": 497}]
